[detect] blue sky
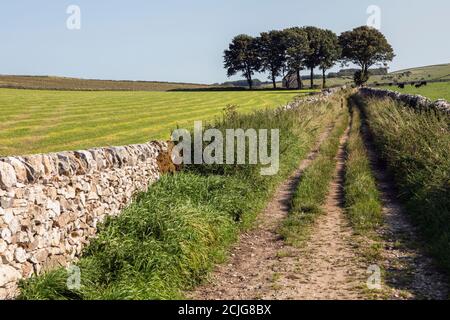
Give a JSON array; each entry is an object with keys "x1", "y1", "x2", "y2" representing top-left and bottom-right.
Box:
[{"x1": 0, "y1": 0, "x2": 449, "y2": 84}]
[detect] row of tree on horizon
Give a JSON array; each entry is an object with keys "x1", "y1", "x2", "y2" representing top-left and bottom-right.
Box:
[{"x1": 223, "y1": 26, "x2": 395, "y2": 89}]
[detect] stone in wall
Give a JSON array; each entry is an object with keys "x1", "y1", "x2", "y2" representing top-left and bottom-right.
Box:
[
  {"x1": 0, "y1": 140, "x2": 170, "y2": 299},
  {"x1": 359, "y1": 87, "x2": 450, "y2": 114}
]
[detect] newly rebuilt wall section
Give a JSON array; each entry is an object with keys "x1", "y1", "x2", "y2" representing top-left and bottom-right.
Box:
[{"x1": 0, "y1": 141, "x2": 170, "y2": 299}]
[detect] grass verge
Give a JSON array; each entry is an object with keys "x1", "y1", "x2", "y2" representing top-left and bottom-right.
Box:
[
  {"x1": 345, "y1": 98, "x2": 383, "y2": 235},
  {"x1": 356, "y1": 94, "x2": 450, "y2": 272},
  {"x1": 18, "y1": 94, "x2": 344, "y2": 300}
]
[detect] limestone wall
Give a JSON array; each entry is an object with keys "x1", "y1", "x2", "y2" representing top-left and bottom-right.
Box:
[
  {"x1": 0, "y1": 141, "x2": 170, "y2": 299},
  {"x1": 359, "y1": 87, "x2": 450, "y2": 114}
]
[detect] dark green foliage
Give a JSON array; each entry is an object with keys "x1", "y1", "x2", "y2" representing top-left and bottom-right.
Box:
[
  {"x1": 283, "y1": 27, "x2": 310, "y2": 89},
  {"x1": 354, "y1": 70, "x2": 370, "y2": 87},
  {"x1": 303, "y1": 26, "x2": 325, "y2": 89},
  {"x1": 224, "y1": 35, "x2": 261, "y2": 89},
  {"x1": 318, "y1": 30, "x2": 341, "y2": 88},
  {"x1": 257, "y1": 30, "x2": 288, "y2": 89},
  {"x1": 339, "y1": 26, "x2": 395, "y2": 86}
]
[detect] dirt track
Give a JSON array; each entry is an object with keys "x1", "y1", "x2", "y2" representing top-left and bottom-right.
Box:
[
  {"x1": 190, "y1": 125, "x2": 369, "y2": 300},
  {"x1": 189, "y1": 107, "x2": 449, "y2": 300}
]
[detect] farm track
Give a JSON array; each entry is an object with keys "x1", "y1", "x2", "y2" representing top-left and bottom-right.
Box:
[
  {"x1": 189, "y1": 123, "x2": 369, "y2": 300},
  {"x1": 357, "y1": 111, "x2": 449, "y2": 300},
  {"x1": 190, "y1": 101, "x2": 449, "y2": 301}
]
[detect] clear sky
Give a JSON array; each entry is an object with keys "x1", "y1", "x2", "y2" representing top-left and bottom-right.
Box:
[{"x1": 0, "y1": 0, "x2": 449, "y2": 84}]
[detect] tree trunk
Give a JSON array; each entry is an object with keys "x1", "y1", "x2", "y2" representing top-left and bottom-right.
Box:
[
  {"x1": 361, "y1": 65, "x2": 369, "y2": 87},
  {"x1": 247, "y1": 77, "x2": 253, "y2": 90},
  {"x1": 272, "y1": 73, "x2": 277, "y2": 89},
  {"x1": 322, "y1": 68, "x2": 326, "y2": 88},
  {"x1": 247, "y1": 73, "x2": 253, "y2": 90},
  {"x1": 296, "y1": 69, "x2": 302, "y2": 90},
  {"x1": 246, "y1": 67, "x2": 253, "y2": 90},
  {"x1": 310, "y1": 68, "x2": 314, "y2": 89}
]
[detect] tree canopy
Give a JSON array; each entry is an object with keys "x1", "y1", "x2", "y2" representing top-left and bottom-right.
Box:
[
  {"x1": 317, "y1": 29, "x2": 341, "y2": 88},
  {"x1": 303, "y1": 26, "x2": 324, "y2": 88},
  {"x1": 224, "y1": 34, "x2": 261, "y2": 89},
  {"x1": 257, "y1": 30, "x2": 287, "y2": 89},
  {"x1": 339, "y1": 26, "x2": 395, "y2": 85},
  {"x1": 224, "y1": 25, "x2": 394, "y2": 88},
  {"x1": 283, "y1": 27, "x2": 310, "y2": 89}
]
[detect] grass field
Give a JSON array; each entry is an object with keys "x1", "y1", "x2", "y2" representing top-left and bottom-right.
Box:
[
  {"x1": 0, "y1": 75, "x2": 210, "y2": 91},
  {"x1": 381, "y1": 81, "x2": 450, "y2": 101},
  {"x1": 0, "y1": 88, "x2": 311, "y2": 156},
  {"x1": 389, "y1": 63, "x2": 450, "y2": 82}
]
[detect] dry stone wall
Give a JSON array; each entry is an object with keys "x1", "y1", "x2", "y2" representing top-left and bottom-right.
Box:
[
  {"x1": 0, "y1": 141, "x2": 169, "y2": 299},
  {"x1": 359, "y1": 87, "x2": 450, "y2": 114}
]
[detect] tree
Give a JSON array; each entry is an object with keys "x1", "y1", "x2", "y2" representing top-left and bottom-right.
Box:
[
  {"x1": 353, "y1": 70, "x2": 369, "y2": 86},
  {"x1": 283, "y1": 27, "x2": 310, "y2": 90},
  {"x1": 317, "y1": 30, "x2": 341, "y2": 88},
  {"x1": 257, "y1": 30, "x2": 287, "y2": 89},
  {"x1": 224, "y1": 35, "x2": 261, "y2": 89},
  {"x1": 339, "y1": 26, "x2": 395, "y2": 86},
  {"x1": 303, "y1": 26, "x2": 324, "y2": 89}
]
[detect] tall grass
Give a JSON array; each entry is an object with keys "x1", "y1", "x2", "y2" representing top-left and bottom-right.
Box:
[
  {"x1": 19, "y1": 95, "x2": 344, "y2": 300},
  {"x1": 358, "y1": 95, "x2": 450, "y2": 271},
  {"x1": 344, "y1": 98, "x2": 382, "y2": 234},
  {"x1": 280, "y1": 107, "x2": 349, "y2": 246}
]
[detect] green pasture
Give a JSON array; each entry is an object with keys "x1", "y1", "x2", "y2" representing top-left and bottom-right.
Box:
[
  {"x1": 0, "y1": 88, "x2": 310, "y2": 156},
  {"x1": 381, "y1": 81, "x2": 450, "y2": 101}
]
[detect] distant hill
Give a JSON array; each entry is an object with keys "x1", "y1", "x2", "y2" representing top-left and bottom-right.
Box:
[
  {"x1": 0, "y1": 75, "x2": 210, "y2": 91},
  {"x1": 328, "y1": 67, "x2": 388, "y2": 78},
  {"x1": 380, "y1": 63, "x2": 450, "y2": 83},
  {"x1": 214, "y1": 79, "x2": 272, "y2": 88},
  {"x1": 279, "y1": 63, "x2": 450, "y2": 88}
]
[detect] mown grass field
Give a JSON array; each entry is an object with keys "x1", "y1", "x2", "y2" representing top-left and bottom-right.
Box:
[
  {"x1": 0, "y1": 88, "x2": 312, "y2": 156},
  {"x1": 381, "y1": 81, "x2": 450, "y2": 101},
  {"x1": 0, "y1": 75, "x2": 210, "y2": 91}
]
